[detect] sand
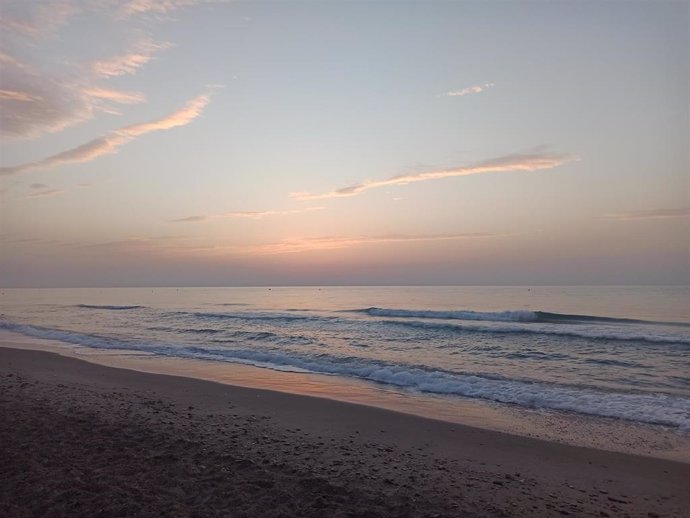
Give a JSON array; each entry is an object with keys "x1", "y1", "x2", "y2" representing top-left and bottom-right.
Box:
[{"x1": 1, "y1": 346, "x2": 688, "y2": 517}]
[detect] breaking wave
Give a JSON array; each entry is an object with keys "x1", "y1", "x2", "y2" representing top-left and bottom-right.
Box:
[
  {"x1": 383, "y1": 319, "x2": 690, "y2": 345},
  {"x1": 353, "y1": 307, "x2": 687, "y2": 326},
  {"x1": 353, "y1": 307, "x2": 539, "y2": 322},
  {"x1": 1, "y1": 318, "x2": 689, "y2": 431}
]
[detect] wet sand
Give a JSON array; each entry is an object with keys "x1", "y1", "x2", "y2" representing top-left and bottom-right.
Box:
[{"x1": 1, "y1": 346, "x2": 688, "y2": 517}]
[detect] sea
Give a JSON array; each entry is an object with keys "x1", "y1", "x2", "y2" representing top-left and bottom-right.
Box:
[{"x1": 1, "y1": 285, "x2": 689, "y2": 444}]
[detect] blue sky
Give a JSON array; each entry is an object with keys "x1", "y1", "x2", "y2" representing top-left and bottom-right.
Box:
[{"x1": 0, "y1": 0, "x2": 688, "y2": 287}]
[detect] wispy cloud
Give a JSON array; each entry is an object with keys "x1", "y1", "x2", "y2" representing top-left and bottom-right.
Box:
[
  {"x1": 1, "y1": 93, "x2": 211, "y2": 176},
  {"x1": 82, "y1": 86, "x2": 147, "y2": 115},
  {"x1": 171, "y1": 206, "x2": 325, "y2": 223},
  {"x1": 292, "y1": 152, "x2": 577, "y2": 201},
  {"x1": 185, "y1": 232, "x2": 502, "y2": 256},
  {"x1": 91, "y1": 38, "x2": 172, "y2": 78},
  {"x1": 0, "y1": 52, "x2": 145, "y2": 139},
  {"x1": 604, "y1": 207, "x2": 690, "y2": 220},
  {"x1": 83, "y1": 87, "x2": 146, "y2": 104},
  {"x1": 68, "y1": 231, "x2": 503, "y2": 258},
  {"x1": 0, "y1": 53, "x2": 95, "y2": 139},
  {"x1": 28, "y1": 189, "x2": 64, "y2": 198},
  {"x1": 27, "y1": 183, "x2": 64, "y2": 198},
  {"x1": 0, "y1": 2, "x2": 214, "y2": 142},
  {"x1": 119, "y1": 0, "x2": 225, "y2": 18},
  {"x1": 446, "y1": 83, "x2": 494, "y2": 97},
  {"x1": 117, "y1": 93, "x2": 210, "y2": 136},
  {"x1": 0, "y1": 89, "x2": 38, "y2": 102},
  {"x1": 0, "y1": 51, "x2": 22, "y2": 66},
  {"x1": 224, "y1": 208, "x2": 325, "y2": 219},
  {"x1": 0, "y1": 1, "x2": 78, "y2": 38},
  {"x1": 171, "y1": 215, "x2": 209, "y2": 223},
  {"x1": 81, "y1": 235, "x2": 186, "y2": 252},
  {"x1": 251, "y1": 233, "x2": 499, "y2": 255},
  {"x1": 3, "y1": 236, "x2": 74, "y2": 247}
]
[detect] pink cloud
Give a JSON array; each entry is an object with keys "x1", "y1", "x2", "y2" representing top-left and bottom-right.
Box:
[
  {"x1": 446, "y1": 83, "x2": 495, "y2": 97},
  {"x1": 1, "y1": 93, "x2": 211, "y2": 176},
  {"x1": 91, "y1": 39, "x2": 172, "y2": 78},
  {"x1": 605, "y1": 207, "x2": 690, "y2": 220},
  {"x1": 292, "y1": 153, "x2": 577, "y2": 201}
]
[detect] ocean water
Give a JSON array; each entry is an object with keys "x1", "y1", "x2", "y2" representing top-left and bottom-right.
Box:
[{"x1": 1, "y1": 286, "x2": 689, "y2": 432}]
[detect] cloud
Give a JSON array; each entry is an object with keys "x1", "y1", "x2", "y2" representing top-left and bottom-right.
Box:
[
  {"x1": 185, "y1": 232, "x2": 502, "y2": 256},
  {"x1": 0, "y1": 1, "x2": 215, "y2": 143},
  {"x1": 0, "y1": 54, "x2": 96, "y2": 139},
  {"x1": 91, "y1": 38, "x2": 172, "y2": 78},
  {"x1": 292, "y1": 152, "x2": 577, "y2": 201},
  {"x1": 82, "y1": 87, "x2": 147, "y2": 116},
  {"x1": 0, "y1": 51, "x2": 22, "y2": 66},
  {"x1": 82, "y1": 235, "x2": 186, "y2": 250},
  {"x1": 28, "y1": 183, "x2": 64, "y2": 198},
  {"x1": 27, "y1": 188, "x2": 65, "y2": 198},
  {"x1": 251, "y1": 233, "x2": 499, "y2": 255},
  {"x1": 171, "y1": 206, "x2": 325, "y2": 223},
  {"x1": 446, "y1": 83, "x2": 494, "y2": 97},
  {"x1": 117, "y1": 93, "x2": 210, "y2": 136},
  {"x1": 83, "y1": 87, "x2": 146, "y2": 105},
  {"x1": 221, "y1": 207, "x2": 326, "y2": 219},
  {"x1": 0, "y1": 89, "x2": 38, "y2": 102},
  {"x1": 1, "y1": 93, "x2": 211, "y2": 176},
  {"x1": 604, "y1": 207, "x2": 690, "y2": 220},
  {"x1": 66, "y1": 231, "x2": 503, "y2": 259},
  {"x1": 0, "y1": 237, "x2": 45, "y2": 244},
  {"x1": 171, "y1": 215, "x2": 208, "y2": 223},
  {"x1": 0, "y1": 1, "x2": 79, "y2": 38},
  {"x1": 0, "y1": 48, "x2": 147, "y2": 139},
  {"x1": 119, "y1": 0, "x2": 224, "y2": 18}
]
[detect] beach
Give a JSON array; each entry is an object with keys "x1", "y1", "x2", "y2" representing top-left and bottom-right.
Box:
[
  {"x1": 2, "y1": 345, "x2": 688, "y2": 517},
  {"x1": 3, "y1": 0, "x2": 687, "y2": 514}
]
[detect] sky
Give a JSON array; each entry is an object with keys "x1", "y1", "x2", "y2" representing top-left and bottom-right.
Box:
[{"x1": 0, "y1": 0, "x2": 688, "y2": 287}]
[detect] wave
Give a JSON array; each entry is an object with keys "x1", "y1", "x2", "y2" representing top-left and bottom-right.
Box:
[
  {"x1": 187, "y1": 311, "x2": 335, "y2": 323},
  {"x1": 70, "y1": 307, "x2": 689, "y2": 346},
  {"x1": 77, "y1": 304, "x2": 144, "y2": 311},
  {"x1": 167, "y1": 309, "x2": 689, "y2": 345},
  {"x1": 149, "y1": 326, "x2": 315, "y2": 345},
  {"x1": 535, "y1": 311, "x2": 689, "y2": 326},
  {"x1": 146, "y1": 326, "x2": 223, "y2": 334},
  {"x1": 382, "y1": 319, "x2": 690, "y2": 345},
  {"x1": 1, "y1": 318, "x2": 688, "y2": 430},
  {"x1": 354, "y1": 307, "x2": 538, "y2": 322},
  {"x1": 1, "y1": 320, "x2": 133, "y2": 349},
  {"x1": 352, "y1": 307, "x2": 689, "y2": 326}
]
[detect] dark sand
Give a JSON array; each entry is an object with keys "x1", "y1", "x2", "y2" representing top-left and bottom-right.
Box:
[{"x1": 1, "y1": 346, "x2": 688, "y2": 517}]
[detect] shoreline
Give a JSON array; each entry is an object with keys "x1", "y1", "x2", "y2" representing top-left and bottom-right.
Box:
[
  {"x1": 1, "y1": 329, "x2": 689, "y2": 464},
  {"x1": 2, "y1": 344, "x2": 690, "y2": 517}
]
